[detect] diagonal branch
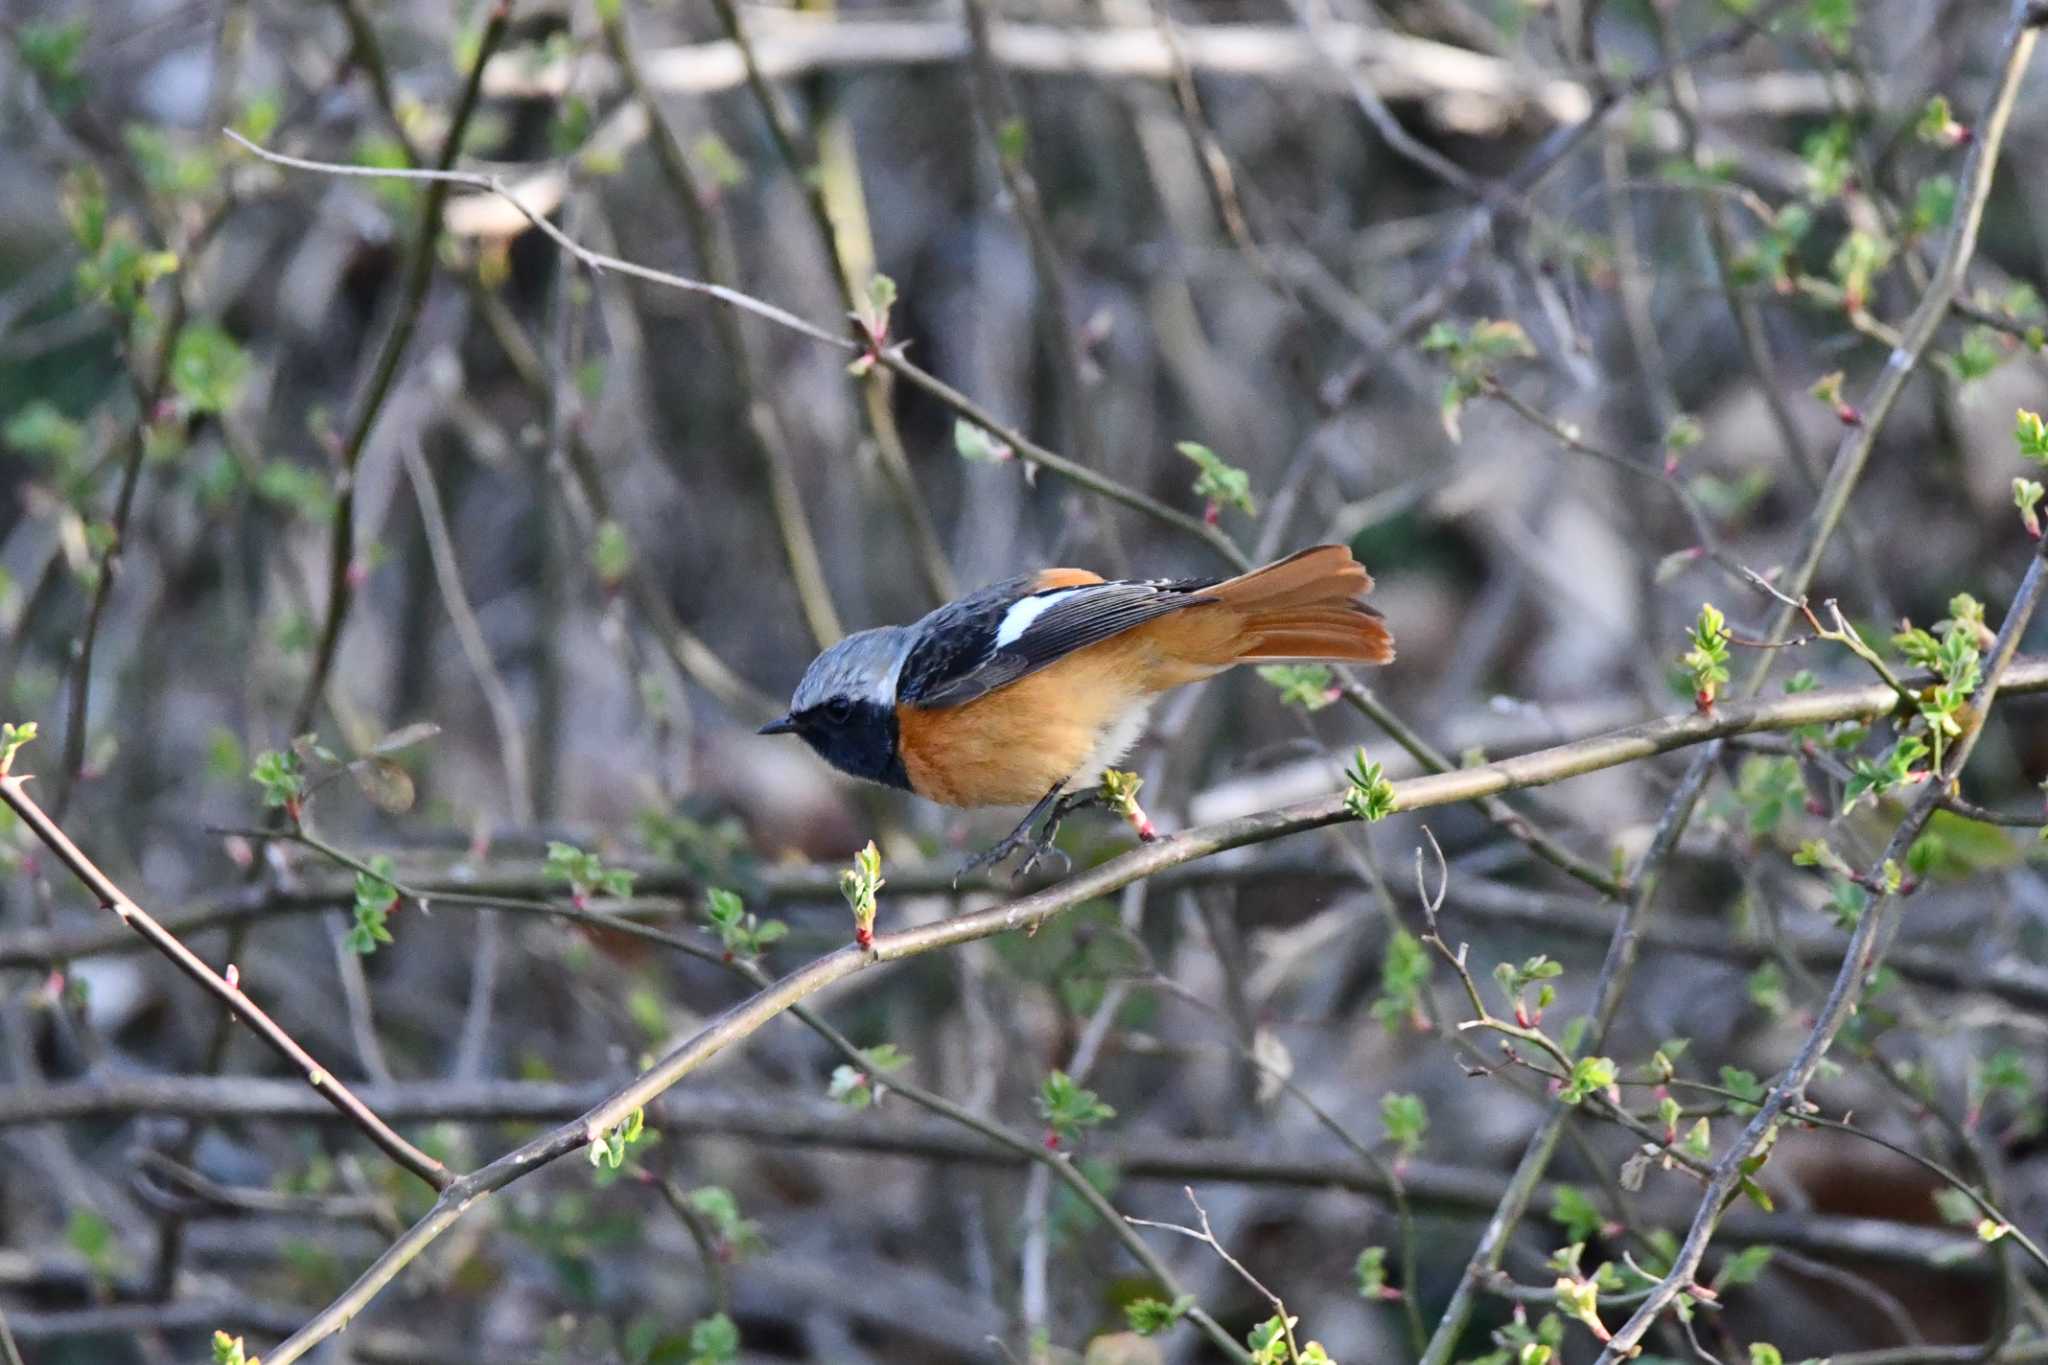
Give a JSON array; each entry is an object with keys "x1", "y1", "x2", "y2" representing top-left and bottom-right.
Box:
[
  {"x1": 241, "y1": 635, "x2": 2048, "y2": 1361},
  {"x1": 0, "y1": 772, "x2": 448, "y2": 1191},
  {"x1": 1596, "y1": 535, "x2": 2048, "y2": 1361},
  {"x1": 1739, "y1": 0, "x2": 2043, "y2": 692},
  {"x1": 224, "y1": 128, "x2": 1253, "y2": 572}
]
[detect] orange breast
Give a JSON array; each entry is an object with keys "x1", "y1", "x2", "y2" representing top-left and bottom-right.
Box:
[{"x1": 895, "y1": 611, "x2": 1240, "y2": 807}]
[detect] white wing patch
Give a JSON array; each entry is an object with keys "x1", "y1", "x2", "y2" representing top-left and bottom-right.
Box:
[{"x1": 993, "y1": 587, "x2": 1090, "y2": 648}]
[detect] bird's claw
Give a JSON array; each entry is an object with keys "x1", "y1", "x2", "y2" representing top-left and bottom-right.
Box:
[
  {"x1": 1009, "y1": 838, "x2": 1071, "y2": 883},
  {"x1": 953, "y1": 788, "x2": 1102, "y2": 887}
]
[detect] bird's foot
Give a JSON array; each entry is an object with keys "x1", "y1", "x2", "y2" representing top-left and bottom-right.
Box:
[
  {"x1": 953, "y1": 788, "x2": 1104, "y2": 886},
  {"x1": 953, "y1": 819, "x2": 1065, "y2": 887}
]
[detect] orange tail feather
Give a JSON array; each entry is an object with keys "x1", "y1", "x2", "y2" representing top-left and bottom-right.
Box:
[{"x1": 1208, "y1": 545, "x2": 1394, "y2": 665}]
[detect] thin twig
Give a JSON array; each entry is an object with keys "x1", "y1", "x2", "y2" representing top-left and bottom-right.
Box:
[
  {"x1": 251, "y1": 628, "x2": 2047, "y2": 1362},
  {"x1": 707, "y1": 0, "x2": 959, "y2": 605},
  {"x1": 961, "y1": 0, "x2": 1104, "y2": 478},
  {"x1": 467, "y1": 281, "x2": 780, "y2": 718},
  {"x1": 227, "y1": 127, "x2": 1253, "y2": 572},
  {"x1": 1735, "y1": 0, "x2": 2042, "y2": 697},
  {"x1": 286, "y1": 0, "x2": 513, "y2": 738},
  {"x1": 1596, "y1": 536, "x2": 2048, "y2": 1360},
  {"x1": 0, "y1": 772, "x2": 449, "y2": 1190},
  {"x1": 601, "y1": 3, "x2": 844, "y2": 649},
  {"x1": 1418, "y1": 748, "x2": 1719, "y2": 1364},
  {"x1": 399, "y1": 437, "x2": 536, "y2": 822}
]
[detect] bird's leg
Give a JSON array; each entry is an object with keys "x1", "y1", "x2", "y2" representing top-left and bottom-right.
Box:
[
  {"x1": 1008, "y1": 787, "x2": 1111, "y2": 880},
  {"x1": 1038, "y1": 789, "x2": 1105, "y2": 851},
  {"x1": 954, "y1": 783, "x2": 1066, "y2": 887}
]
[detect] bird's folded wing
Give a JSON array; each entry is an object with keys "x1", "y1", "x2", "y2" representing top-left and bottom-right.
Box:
[{"x1": 901, "y1": 579, "x2": 1214, "y2": 709}]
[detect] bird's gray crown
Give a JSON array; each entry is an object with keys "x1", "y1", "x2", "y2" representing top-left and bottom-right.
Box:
[{"x1": 789, "y1": 626, "x2": 913, "y2": 711}]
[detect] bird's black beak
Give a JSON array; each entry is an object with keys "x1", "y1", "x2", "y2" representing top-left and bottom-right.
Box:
[{"x1": 757, "y1": 714, "x2": 798, "y2": 736}]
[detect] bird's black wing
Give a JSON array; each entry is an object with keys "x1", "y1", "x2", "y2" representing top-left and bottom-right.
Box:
[{"x1": 900, "y1": 575, "x2": 1217, "y2": 709}]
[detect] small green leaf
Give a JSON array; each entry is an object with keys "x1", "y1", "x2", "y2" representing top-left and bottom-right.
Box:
[
  {"x1": 1682, "y1": 603, "x2": 1732, "y2": 708},
  {"x1": 1343, "y1": 747, "x2": 1396, "y2": 822},
  {"x1": 1560, "y1": 1056, "x2": 1618, "y2": 1105},
  {"x1": 863, "y1": 1042, "x2": 911, "y2": 1073},
  {"x1": 546, "y1": 841, "x2": 633, "y2": 904},
  {"x1": 1801, "y1": 122, "x2": 1854, "y2": 199},
  {"x1": 0, "y1": 721, "x2": 38, "y2": 775},
  {"x1": 1127, "y1": 1294, "x2": 1195, "y2": 1335},
  {"x1": 125, "y1": 124, "x2": 217, "y2": 199},
  {"x1": 702, "y1": 887, "x2": 786, "y2": 959},
  {"x1": 995, "y1": 117, "x2": 1029, "y2": 163},
  {"x1": 1354, "y1": 1245, "x2": 1391, "y2": 1300},
  {"x1": 687, "y1": 1311, "x2": 740, "y2": 1364},
  {"x1": 1550, "y1": 1185, "x2": 1605, "y2": 1243},
  {"x1": 250, "y1": 747, "x2": 307, "y2": 815},
  {"x1": 857, "y1": 273, "x2": 897, "y2": 341},
  {"x1": 1715, "y1": 1244, "x2": 1773, "y2": 1290},
  {"x1": 1804, "y1": 0, "x2": 1857, "y2": 53},
  {"x1": 4, "y1": 401, "x2": 85, "y2": 467},
  {"x1": 1257, "y1": 663, "x2": 1337, "y2": 711},
  {"x1": 1909, "y1": 174, "x2": 1957, "y2": 237},
  {"x1": 1037, "y1": 1068, "x2": 1115, "y2": 1144},
  {"x1": 691, "y1": 132, "x2": 747, "y2": 189},
  {"x1": 1719, "y1": 1066, "x2": 1766, "y2": 1114},
  {"x1": 1915, "y1": 94, "x2": 1958, "y2": 144},
  {"x1": 1175, "y1": 441, "x2": 1256, "y2": 520},
  {"x1": 839, "y1": 839, "x2": 884, "y2": 944},
  {"x1": 953, "y1": 418, "x2": 1012, "y2": 464},
  {"x1": 233, "y1": 91, "x2": 281, "y2": 144},
  {"x1": 1380, "y1": 1092, "x2": 1428, "y2": 1159},
  {"x1": 19, "y1": 18, "x2": 90, "y2": 111},
  {"x1": 591, "y1": 520, "x2": 633, "y2": 586},
  {"x1": 1372, "y1": 927, "x2": 1431, "y2": 1033},
  {"x1": 2018, "y1": 409, "x2": 2048, "y2": 464},
  {"x1": 827, "y1": 1064, "x2": 875, "y2": 1109},
  {"x1": 1940, "y1": 326, "x2": 2005, "y2": 384}
]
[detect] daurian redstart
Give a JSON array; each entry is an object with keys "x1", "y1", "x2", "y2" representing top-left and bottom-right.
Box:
[{"x1": 759, "y1": 544, "x2": 1393, "y2": 872}]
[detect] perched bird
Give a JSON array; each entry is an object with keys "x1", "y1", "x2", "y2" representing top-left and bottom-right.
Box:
[{"x1": 759, "y1": 544, "x2": 1393, "y2": 874}]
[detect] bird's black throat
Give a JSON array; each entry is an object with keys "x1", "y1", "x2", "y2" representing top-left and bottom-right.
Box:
[{"x1": 798, "y1": 700, "x2": 911, "y2": 792}]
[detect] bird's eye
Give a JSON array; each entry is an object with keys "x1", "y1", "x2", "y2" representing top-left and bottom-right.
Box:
[{"x1": 825, "y1": 698, "x2": 855, "y2": 723}]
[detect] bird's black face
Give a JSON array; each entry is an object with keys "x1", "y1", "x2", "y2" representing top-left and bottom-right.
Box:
[{"x1": 759, "y1": 696, "x2": 910, "y2": 792}]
